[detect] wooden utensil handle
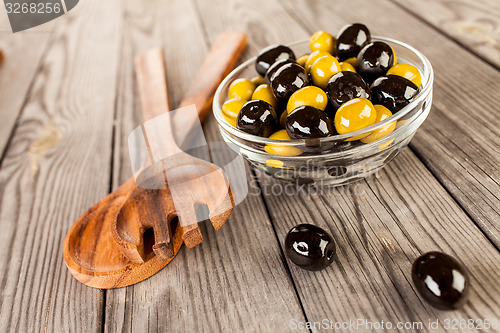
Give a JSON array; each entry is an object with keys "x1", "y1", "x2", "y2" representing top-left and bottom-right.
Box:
[
  {"x1": 174, "y1": 32, "x2": 247, "y2": 145},
  {"x1": 135, "y1": 49, "x2": 173, "y2": 119}
]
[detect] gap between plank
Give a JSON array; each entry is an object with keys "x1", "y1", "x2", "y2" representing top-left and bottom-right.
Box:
[
  {"x1": 388, "y1": 0, "x2": 500, "y2": 72},
  {"x1": 249, "y1": 169, "x2": 313, "y2": 333},
  {"x1": 101, "y1": 1, "x2": 127, "y2": 328},
  {"x1": 101, "y1": 289, "x2": 107, "y2": 333}
]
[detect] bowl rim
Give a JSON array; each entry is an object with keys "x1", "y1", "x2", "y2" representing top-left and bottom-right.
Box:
[{"x1": 213, "y1": 36, "x2": 434, "y2": 146}]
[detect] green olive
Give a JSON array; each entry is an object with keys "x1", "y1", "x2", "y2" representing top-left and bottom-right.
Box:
[
  {"x1": 391, "y1": 46, "x2": 397, "y2": 65},
  {"x1": 286, "y1": 86, "x2": 328, "y2": 114},
  {"x1": 343, "y1": 57, "x2": 357, "y2": 67},
  {"x1": 297, "y1": 54, "x2": 309, "y2": 67},
  {"x1": 305, "y1": 50, "x2": 330, "y2": 72},
  {"x1": 339, "y1": 61, "x2": 356, "y2": 72},
  {"x1": 360, "y1": 105, "x2": 396, "y2": 143},
  {"x1": 310, "y1": 55, "x2": 341, "y2": 89},
  {"x1": 386, "y1": 64, "x2": 421, "y2": 87},
  {"x1": 250, "y1": 76, "x2": 265, "y2": 86},
  {"x1": 280, "y1": 109, "x2": 288, "y2": 128},
  {"x1": 252, "y1": 84, "x2": 278, "y2": 110},
  {"x1": 222, "y1": 98, "x2": 247, "y2": 127},
  {"x1": 334, "y1": 98, "x2": 377, "y2": 140},
  {"x1": 228, "y1": 78, "x2": 256, "y2": 100},
  {"x1": 309, "y1": 30, "x2": 335, "y2": 54},
  {"x1": 265, "y1": 129, "x2": 302, "y2": 156}
]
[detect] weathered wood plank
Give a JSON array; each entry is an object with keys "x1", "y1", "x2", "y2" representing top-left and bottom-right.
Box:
[
  {"x1": 391, "y1": 0, "x2": 500, "y2": 68},
  {"x1": 258, "y1": 149, "x2": 500, "y2": 332},
  {"x1": 104, "y1": 0, "x2": 307, "y2": 331},
  {"x1": 0, "y1": 23, "x2": 54, "y2": 158},
  {"x1": 279, "y1": 0, "x2": 500, "y2": 250},
  {"x1": 0, "y1": 0, "x2": 122, "y2": 331},
  {"x1": 193, "y1": 0, "x2": 500, "y2": 330}
]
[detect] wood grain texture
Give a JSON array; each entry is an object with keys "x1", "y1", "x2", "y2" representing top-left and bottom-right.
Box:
[
  {"x1": 193, "y1": 0, "x2": 500, "y2": 330},
  {"x1": 278, "y1": 0, "x2": 500, "y2": 250},
  {"x1": 0, "y1": 28, "x2": 53, "y2": 156},
  {"x1": 257, "y1": 149, "x2": 500, "y2": 332},
  {"x1": 391, "y1": 0, "x2": 500, "y2": 67},
  {"x1": 0, "y1": 0, "x2": 122, "y2": 331},
  {"x1": 104, "y1": 0, "x2": 307, "y2": 331}
]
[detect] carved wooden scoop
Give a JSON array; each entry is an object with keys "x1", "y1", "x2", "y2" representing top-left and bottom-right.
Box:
[
  {"x1": 63, "y1": 32, "x2": 247, "y2": 289},
  {"x1": 112, "y1": 48, "x2": 234, "y2": 263}
]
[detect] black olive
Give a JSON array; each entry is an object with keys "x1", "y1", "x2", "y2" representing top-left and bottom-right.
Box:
[
  {"x1": 271, "y1": 63, "x2": 309, "y2": 102},
  {"x1": 286, "y1": 105, "x2": 335, "y2": 139},
  {"x1": 255, "y1": 44, "x2": 296, "y2": 77},
  {"x1": 236, "y1": 100, "x2": 277, "y2": 137},
  {"x1": 285, "y1": 224, "x2": 336, "y2": 271},
  {"x1": 336, "y1": 23, "x2": 371, "y2": 61},
  {"x1": 371, "y1": 75, "x2": 419, "y2": 113},
  {"x1": 264, "y1": 58, "x2": 297, "y2": 84},
  {"x1": 412, "y1": 251, "x2": 470, "y2": 310},
  {"x1": 326, "y1": 71, "x2": 371, "y2": 111},
  {"x1": 356, "y1": 41, "x2": 395, "y2": 83}
]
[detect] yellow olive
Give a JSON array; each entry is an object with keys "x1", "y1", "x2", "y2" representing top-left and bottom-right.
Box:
[
  {"x1": 250, "y1": 76, "x2": 265, "y2": 86},
  {"x1": 334, "y1": 98, "x2": 377, "y2": 140},
  {"x1": 387, "y1": 64, "x2": 421, "y2": 87},
  {"x1": 310, "y1": 55, "x2": 341, "y2": 89},
  {"x1": 305, "y1": 50, "x2": 331, "y2": 72},
  {"x1": 228, "y1": 78, "x2": 256, "y2": 100},
  {"x1": 286, "y1": 86, "x2": 328, "y2": 114},
  {"x1": 309, "y1": 31, "x2": 335, "y2": 54},
  {"x1": 252, "y1": 84, "x2": 278, "y2": 110},
  {"x1": 339, "y1": 61, "x2": 356, "y2": 72},
  {"x1": 360, "y1": 105, "x2": 396, "y2": 143},
  {"x1": 222, "y1": 98, "x2": 247, "y2": 127},
  {"x1": 378, "y1": 139, "x2": 394, "y2": 149},
  {"x1": 297, "y1": 54, "x2": 309, "y2": 67},
  {"x1": 266, "y1": 159, "x2": 291, "y2": 169},
  {"x1": 264, "y1": 130, "x2": 302, "y2": 156},
  {"x1": 343, "y1": 57, "x2": 357, "y2": 67}
]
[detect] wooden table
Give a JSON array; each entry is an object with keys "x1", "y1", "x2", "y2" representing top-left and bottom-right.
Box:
[{"x1": 0, "y1": 0, "x2": 499, "y2": 332}]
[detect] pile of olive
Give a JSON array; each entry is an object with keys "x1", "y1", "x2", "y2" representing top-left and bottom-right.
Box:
[{"x1": 222, "y1": 23, "x2": 422, "y2": 155}]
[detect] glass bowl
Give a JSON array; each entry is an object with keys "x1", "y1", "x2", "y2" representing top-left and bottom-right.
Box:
[{"x1": 212, "y1": 37, "x2": 434, "y2": 187}]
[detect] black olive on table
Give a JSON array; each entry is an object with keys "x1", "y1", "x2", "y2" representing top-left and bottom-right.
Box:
[
  {"x1": 286, "y1": 105, "x2": 335, "y2": 139},
  {"x1": 412, "y1": 251, "x2": 470, "y2": 310},
  {"x1": 264, "y1": 58, "x2": 297, "y2": 84},
  {"x1": 236, "y1": 100, "x2": 277, "y2": 137},
  {"x1": 326, "y1": 71, "x2": 371, "y2": 111},
  {"x1": 336, "y1": 23, "x2": 371, "y2": 61},
  {"x1": 356, "y1": 41, "x2": 395, "y2": 83},
  {"x1": 371, "y1": 75, "x2": 419, "y2": 113},
  {"x1": 285, "y1": 224, "x2": 336, "y2": 271},
  {"x1": 255, "y1": 44, "x2": 296, "y2": 77},
  {"x1": 271, "y1": 62, "x2": 309, "y2": 101}
]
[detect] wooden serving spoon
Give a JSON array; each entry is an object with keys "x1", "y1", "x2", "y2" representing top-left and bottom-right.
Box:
[{"x1": 63, "y1": 32, "x2": 247, "y2": 289}]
